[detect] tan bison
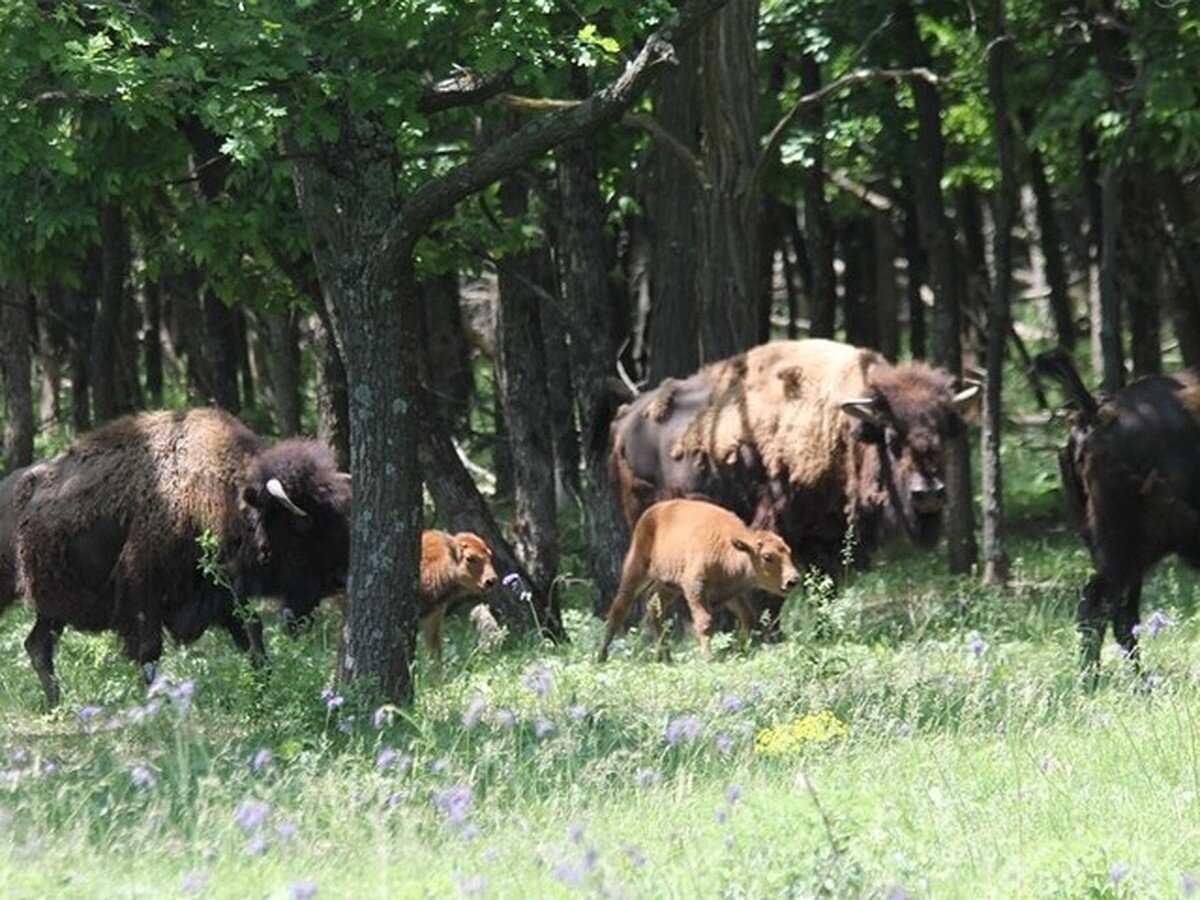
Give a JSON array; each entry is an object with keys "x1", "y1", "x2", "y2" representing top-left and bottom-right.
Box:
[
  {"x1": 596, "y1": 499, "x2": 801, "y2": 661},
  {"x1": 6, "y1": 409, "x2": 351, "y2": 707},
  {"x1": 609, "y1": 339, "x2": 976, "y2": 633},
  {"x1": 417, "y1": 530, "x2": 498, "y2": 665}
]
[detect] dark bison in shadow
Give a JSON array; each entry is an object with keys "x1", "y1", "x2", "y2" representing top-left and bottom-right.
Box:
[
  {"x1": 609, "y1": 339, "x2": 977, "y2": 630},
  {"x1": 1037, "y1": 348, "x2": 1200, "y2": 672},
  {"x1": 4, "y1": 408, "x2": 350, "y2": 707}
]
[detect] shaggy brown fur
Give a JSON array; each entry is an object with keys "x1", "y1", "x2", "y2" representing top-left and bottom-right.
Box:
[
  {"x1": 595, "y1": 499, "x2": 801, "y2": 661},
  {"x1": 609, "y1": 340, "x2": 971, "y2": 596},
  {"x1": 418, "y1": 530, "x2": 498, "y2": 665},
  {"x1": 1037, "y1": 348, "x2": 1200, "y2": 671},
  {"x1": 11, "y1": 408, "x2": 350, "y2": 707}
]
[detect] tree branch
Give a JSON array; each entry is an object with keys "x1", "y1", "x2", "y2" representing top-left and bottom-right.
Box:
[
  {"x1": 418, "y1": 66, "x2": 517, "y2": 115},
  {"x1": 391, "y1": 0, "x2": 728, "y2": 252},
  {"x1": 753, "y1": 66, "x2": 940, "y2": 191}
]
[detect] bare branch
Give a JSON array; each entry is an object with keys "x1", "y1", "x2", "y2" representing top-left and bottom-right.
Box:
[{"x1": 418, "y1": 66, "x2": 516, "y2": 115}]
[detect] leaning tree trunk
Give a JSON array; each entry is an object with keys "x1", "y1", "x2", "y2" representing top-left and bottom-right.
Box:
[
  {"x1": 696, "y1": 0, "x2": 761, "y2": 361},
  {"x1": 645, "y1": 7, "x2": 702, "y2": 383},
  {"x1": 799, "y1": 53, "x2": 837, "y2": 339},
  {"x1": 1, "y1": 281, "x2": 34, "y2": 473},
  {"x1": 555, "y1": 135, "x2": 631, "y2": 617},
  {"x1": 290, "y1": 121, "x2": 421, "y2": 705},
  {"x1": 982, "y1": 0, "x2": 1014, "y2": 587},
  {"x1": 495, "y1": 174, "x2": 564, "y2": 640},
  {"x1": 898, "y1": 0, "x2": 977, "y2": 574}
]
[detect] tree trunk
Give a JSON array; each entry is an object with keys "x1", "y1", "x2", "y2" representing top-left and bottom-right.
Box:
[
  {"x1": 1098, "y1": 164, "x2": 1125, "y2": 391},
  {"x1": 646, "y1": 8, "x2": 702, "y2": 382},
  {"x1": 1119, "y1": 168, "x2": 1162, "y2": 378},
  {"x1": 799, "y1": 53, "x2": 837, "y2": 339},
  {"x1": 92, "y1": 202, "x2": 128, "y2": 424},
  {"x1": 897, "y1": 0, "x2": 977, "y2": 573},
  {"x1": 419, "y1": 271, "x2": 472, "y2": 433},
  {"x1": 841, "y1": 217, "x2": 877, "y2": 349},
  {"x1": 696, "y1": 0, "x2": 761, "y2": 361},
  {"x1": 314, "y1": 310, "x2": 351, "y2": 470},
  {"x1": 1021, "y1": 110, "x2": 1076, "y2": 349},
  {"x1": 36, "y1": 283, "x2": 68, "y2": 427},
  {"x1": 1157, "y1": 168, "x2": 1200, "y2": 368},
  {"x1": 982, "y1": 0, "x2": 1013, "y2": 587},
  {"x1": 234, "y1": 308, "x2": 255, "y2": 413},
  {"x1": 873, "y1": 211, "x2": 900, "y2": 361},
  {"x1": 1, "y1": 281, "x2": 34, "y2": 472},
  {"x1": 495, "y1": 174, "x2": 564, "y2": 639},
  {"x1": 555, "y1": 136, "x2": 631, "y2": 617},
  {"x1": 1079, "y1": 125, "x2": 1106, "y2": 380},
  {"x1": 537, "y1": 249, "x2": 581, "y2": 505},
  {"x1": 144, "y1": 275, "x2": 164, "y2": 407},
  {"x1": 65, "y1": 282, "x2": 93, "y2": 431},
  {"x1": 291, "y1": 122, "x2": 421, "y2": 705},
  {"x1": 267, "y1": 309, "x2": 303, "y2": 436}
]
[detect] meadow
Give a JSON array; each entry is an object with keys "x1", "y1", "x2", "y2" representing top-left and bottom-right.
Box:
[{"x1": 2, "y1": 418, "x2": 1200, "y2": 899}]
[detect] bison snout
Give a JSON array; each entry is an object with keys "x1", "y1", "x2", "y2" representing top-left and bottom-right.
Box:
[
  {"x1": 910, "y1": 478, "x2": 946, "y2": 513},
  {"x1": 783, "y1": 574, "x2": 801, "y2": 592},
  {"x1": 481, "y1": 575, "x2": 498, "y2": 590}
]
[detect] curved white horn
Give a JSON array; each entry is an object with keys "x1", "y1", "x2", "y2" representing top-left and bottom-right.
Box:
[
  {"x1": 337, "y1": 472, "x2": 352, "y2": 482},
  {"x1": 266, "y1": 477, "x2": 308, "y2": 517},
  {"x1": 953, "y1": 384, "x2": 981, "y2": 407},
  {"x1": 840, "y1": 397, "x2": 884, "y2": 426}
]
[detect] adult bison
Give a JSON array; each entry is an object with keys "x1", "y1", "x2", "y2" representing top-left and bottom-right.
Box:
[
  {"x1": 609, "y1": 339, "x2": 977, "y2": 628},
  {"x1": 5, "y1": 408, "x2": 351, "y2": 707},
  {"x1": 1037, "y1": 348, "x2": 1200, "y2": 672}
]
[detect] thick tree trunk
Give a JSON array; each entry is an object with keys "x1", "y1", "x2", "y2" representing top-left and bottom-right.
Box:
[
  {"x1": 1158, "y1": 168, "x2": 1200, "y2": 367},
  {"x1": 646, "y1": 10, "x2": 701, "y2": 382},
  {"x1": 419, "y1": 271, "x2": 472, "y2": 432},
  {"x1": 901, "y1": 186, "x2": 927, "y2": 359},
  {"x1": 1098, "y1": 165, "x2": 1125, "y2": 391},
  {"x1": 267, "y1": 309, "x2": 302, "y2": 435},
  {"x1": 234, "y1": 308, "x2": 255, "y2": 413},
  {"x1": 1079, "y1": 125, "x2": 1106, "y2": 379},
  {"x1": 1, "y1": 281, "x2": 34, "y2": 473},
  {"x1": 1022, "y1": 111, "x2": 1076, "y2": 349},
  {"x1": 555, "y1": 136, "x2": 631, "y2": 617},
  {"x1": 495, "y1": 175, "x2": 564, "y2": 639},
  {"x1": 144, "y1": 276, "x2": 164, "y2": 407},
  {"x1": 537, "y1": 249, "x2": 581, "y2": 504},
  {"x1": 314, "y1": 311, "x2": 351, "y2": 470},
  {"x1": 92, "y1": 202, "x2": 129, "y2": 424},
  {"x1": 982, "y1": 0, "x2": 1013, "y2": 587},
  {"x1": 1119, "y1": 169, "x2": 1162, "y2": 378},
  {"x1": 36, "y1": 283, "x2": 68, "y2": 427},
  {"x1": 840, "y1": 217, "x2": 877, "y2": 349},
  {"x1": 696, "y1": 0, "x2": 761, "y2": 361},
  {"x1": 291, "y1": 124, "x2": 421, "y2": 705},
  {"x1": 898, "y1": 0, "x2": 977, "y2": 573},
  {"x1": 200, "y1": 291, "x2": 242, "y2": 412},
  {"x1": 799, "y1": 53, "x2": 837, "y2": 339},
  {"x1": 873, "y1": 212, "x2": 900, "y2": 360}
]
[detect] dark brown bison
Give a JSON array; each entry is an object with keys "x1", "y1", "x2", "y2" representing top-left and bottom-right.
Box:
[
  {"x1": 596, "y1": 499, "x2": 801, "y2": 662},
  {"x1": 1037, "y1": 348, "x2": 1200, "y2": 671},
  {"x1": 5, "y1": 408, "x2": 351, "y2": 707},
  {"x1": 609, "y1": 339, "x2": 976, "y2": 630}
]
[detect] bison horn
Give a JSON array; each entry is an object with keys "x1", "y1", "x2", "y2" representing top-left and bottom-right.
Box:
[
  {"x1": 266, "y1": 477, "x2": 308, "y2": 517},
  {"x1": 337, "y1": 472, "x2": 352, "y2": 482},
  {"x1": 953, "y1": 384, "x2": 981, "y2": 408},
  {"x1": 840, "y1": 397, "x2": 884, "y2": 427}
]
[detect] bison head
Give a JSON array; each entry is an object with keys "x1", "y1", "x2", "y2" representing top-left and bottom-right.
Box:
[
  {"x1": 732, "y1": 530, "x2": 802, "y2": 596},
  {"x1": 239, "y1": 440, "x2": 351, "y2": 621},
  {"x1": 841, "y1": 364, "x2": 978, "y2": 547},
  {"x1": 450, "y1": 531, "x2": 498, "y2": 595}
]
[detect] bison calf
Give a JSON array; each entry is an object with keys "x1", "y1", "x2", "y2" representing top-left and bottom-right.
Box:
[
  {"x1": 596, "y1": 499, "x2": 801, "y2": 662},
  {"x1": 418, "y1": 530, "x2": 498, "y2": 665}
]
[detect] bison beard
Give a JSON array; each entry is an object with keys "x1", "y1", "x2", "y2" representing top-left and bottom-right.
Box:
[
  {"x1": 1037, "y1": 348, "x2": 1200, "y2": 673},
  {"x1": 4, "y1": 409, "x2": 350, "y2": 707},
  {"x1": 608, "y1": 339, "x2": 975, "y2": 635}
]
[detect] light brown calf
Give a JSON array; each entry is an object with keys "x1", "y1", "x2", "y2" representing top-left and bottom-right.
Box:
[
  {"x1": 596, "y1": 499, "x2": 801, "y2": 662},
  {"x1": 418, "y1": 530, "x2": 498, "y2": 665}
]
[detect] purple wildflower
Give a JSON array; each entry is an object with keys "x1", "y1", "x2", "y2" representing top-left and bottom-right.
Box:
[
  {"x1": 567, "y1": 704, "x2": 587, "y2": 722},
  {"x1": 715, "y1": 808, "x2": 728, "y2": 824},
  {"x1": 521, "y1": 665, "x2": 554, "y2": 697},
  {"x1": 718, "y1": 694, "x2": 744, "y2": 713},
  {"x1": 432, "y1": 784, "x2": 475, "y2": 826},
  {"x1": 665, "y1": 714, "x2": 702, "y2": 745},
  {"x1": 459, "y1": 875, "x2": 487, "y2": 897},
  {"x1": 78, "y1": 705, "x2": 103, "y2": 724},
  {"x1": 430, "y1": 758, "x2": 451, "y2": 775},
  {"x1": 567, "y1": 823, "x2": 585, "y2": 844},
  {"x1": 1038, "y1": 757, "x2": 1052, "y2": 774},
  {"x1": 250, "y1": 748, "x2": 274, "y2": 774},
  {"x1": 462, "y1": 698, "x2": 487, "y2": 729},
  {"x1": 1184, "y1": 874, "x2": 1199, "y2": 897},
  {"x1": 533, "y1": 718, "x2": 554, "y2": 740},
  {"x1": 495, "y1": 709, "x2": 516, "y2": 728},
  {"x1": 1144, "y1": 672, "x2": 1163, "y2": 691},
  {"x1": 235, "y1": 799, "x2": 271, "y2": 834},
  {"x1": 180, "y1": 870, "x2": 209, "y2": 895},
  {"x1": 460, "y1": 823, "x2": 481, "y2": 842},
  {"x1": 130, "y1": 765, "x2": 155, "y2": 789},
  {"x1": 376, "y1": 748, "x2": 399, "y2": 770},
  {"x1": 724, "y1": 784, "x2": 741, "y2": 805},
  {"x1": 320, "y1": 688, "x2": 345, "y2": 711},
  {"x1": 723, "y1": 835, "x2": 735, "y2": 850},
  {"x1": 1109, "y1": 863, "x2": 1130, "y2": 884},
  {"x1": 968, "y1": 635, "x2": 987, "y2": 657},
  {"x1": 886, "y1": 887, "x2": 910, "y2": 900},
  {"x1": 169, "y1": 680, "x2": 195, "y2": 713},
  {"x1": 715, "y1": 732, "x2": 734, "y2": 755},
  {"x1": 553, "y1": 863, "x2": 586, "y2": 889},
  {"x1": 373, "y1": 706, "x2": 396, "y2": 729},
  {"x1": 635, "y1": 768, "x2": 662, "y2": 789},
  {"x1": 147, "y1": 674, "x2": 169, "y2": 698},
  {"x1": 1147, "y1": 610, "x2": 1169, "y2": 639},
  {"x1": 276, "y1": 820, "x2": 298, "y2": 841},
  {"x1": 622, "y1": 843, "x2": 646, "y2": 868},
  {"x1": 747, "y1": 682, "x2": 763, "y2": 702},
  {"x1": 290, "y1": 882, "x2": 318, "y2": 900},
  {"x1": 244, "y1": 833, "x2": 269, "y2": 856}
]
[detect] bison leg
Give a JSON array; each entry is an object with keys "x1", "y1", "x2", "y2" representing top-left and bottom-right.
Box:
[
  {"x1": 730, "y1": 597, "x2": 758, "y2": 650},
  {"x1": 421, "y1": 605, "x2": 447, "y2": 673},
  {"x1": 643, "y1": 591, "x2": 675, "y2": 663},
  {"x1": 122, "y1": 609, "x2": 164, "y2": 687},
  {"x1": 25, "y1": 617, "x2": 62, "y2": 710},
  {"x1": 1112, "y1": 579, "x2": 1143, "y2": 671},
  {"x1": 1077, "y1": 575, "x2": 1109, "y2": 674},
  {"x1": 596, "y1": 574, "x2": 648, "y2": 663},
  {"x1": 682, "y1": 586, "x2": 714, "y2": 659},
  {"x1": 222, "y1": 605, "x2": 268, "y2": 669}
]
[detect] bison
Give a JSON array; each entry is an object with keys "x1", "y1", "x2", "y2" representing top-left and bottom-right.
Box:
[
  {"x1": 5, "y1": 408, "x2": 351, "y2": 707},
  {"x1": 596, "y1": 499, "x2": 801, "y2": 661},
  {"x1": 608, "y1": 339, "x2": 977, "y2": 630},
  {"x1": 1037, "y1": 348, "x2": 1200, "y2": 671},
  {"x1": 417, "y1": 530, "x2": 498, "y2": 666}
]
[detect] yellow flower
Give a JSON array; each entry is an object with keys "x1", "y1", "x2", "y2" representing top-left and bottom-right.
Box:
[{"x1": 754, "y1": 710, "x2": 848, "y2": 756}]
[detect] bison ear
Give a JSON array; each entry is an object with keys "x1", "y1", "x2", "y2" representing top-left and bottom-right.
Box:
[
  {"x1": 850, "y1": 422, "x2": 886, "y2": 445},
  {"x1": 242, "y1": 484, "x2": 262, "y2": 508},
  {"x1": 731, "y1": 536, "x2": 754, "y2": 556}
]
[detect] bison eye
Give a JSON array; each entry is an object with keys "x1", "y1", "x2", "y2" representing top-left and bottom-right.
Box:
[{"x1": 762, "y1": 553, "x2": 777, "y2": 563}]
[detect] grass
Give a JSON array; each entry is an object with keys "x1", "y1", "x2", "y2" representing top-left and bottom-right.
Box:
[{"x1": 3, "y1": 419, "x2": 1200, "y2": 897}]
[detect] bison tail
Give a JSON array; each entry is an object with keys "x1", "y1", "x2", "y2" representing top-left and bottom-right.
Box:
[
  {"x1": 1033, "y1": 348, "x2": 1099, "y2": 424},
  {"x1": 587, "y1": 377, "x2": 637, "y2": 463}
]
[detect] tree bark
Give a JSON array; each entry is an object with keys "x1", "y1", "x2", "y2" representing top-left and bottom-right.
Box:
[
  {"x1": 495, "y1": 173, "x2": 564, "y2": 639},
  {"x1": 696, "y1": 0, "x2": 762, "y2": 361},
  {"x1": 901, "y1": 186, "x2": 927, "y2": 359},
  {"x1": 1098, "y1": 165, "x2": 1125, "y2": 391},
  {"x1": 873, "y1": 211, "x2": 900, "y2": 360},
  {"x1": 1157, "y1": 168, "x2": 1200, "y2": 367},
  {"x1": 799, "y1": 53, "x2": 837, "y2": 339},
  {"x1": 840, "y1": 217, "x2": 877, "y2": 349},
  {"x1": 419, "y1": 271, "x2": 473, "y2": 433},
  {"x1": 897, "y1": 0, "x2": 977, "y2": 573},
  {"x1": 1, "y1": 281, "x2": 34, "y2": 473},
  {"x1": 1021, "y1": 110, "x2": 1076, "y2": 349},
  {"x1": 555, "y1": 136, "x2": 631, "y2": 617},
  {"x1": 982, "y1": 0, "x2": 1013, "y2": 587},
  {"x1": 267, "y1": 308, "x2": 302, "y2": 435},
  {"x1": 144, "y1": 275, "x2": 164, "y2": 407},
  {"x1": 92, "y1": 202, "x2": 129, "y2": 424}
]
